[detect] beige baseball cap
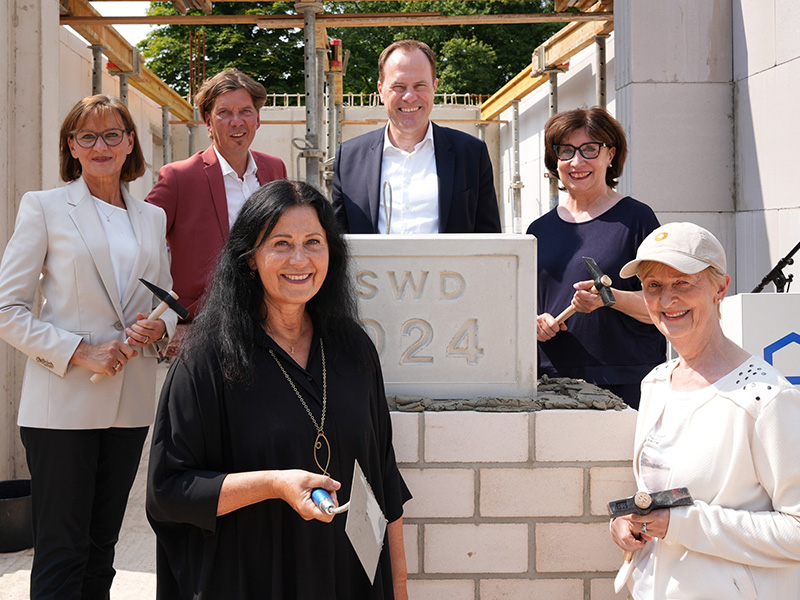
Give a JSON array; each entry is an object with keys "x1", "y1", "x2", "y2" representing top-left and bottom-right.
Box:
[{"x1": 620, "y1": 222, "x2": 726, "y2": 279}]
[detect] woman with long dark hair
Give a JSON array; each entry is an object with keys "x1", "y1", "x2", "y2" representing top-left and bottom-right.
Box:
[{"x1": 147, "y1": 180, "x2": 411, "y2": 599}]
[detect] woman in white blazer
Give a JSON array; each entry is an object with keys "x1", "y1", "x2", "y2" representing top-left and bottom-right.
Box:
[
  {"x1": 610, "y1": 222, "x2": 800, "y2": 599},
  {"x1": 0, "y1": 95, "x2": 177, "y2": 599}
]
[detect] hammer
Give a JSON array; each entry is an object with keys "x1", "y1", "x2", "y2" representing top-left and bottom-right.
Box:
[
  {"x1": 89, "y1": 279, "x2": 189, "y2": 384},
  {"x1": 555, "y1": 256, "x2": 616, "y2": 324},
  {"x1": 608, "y1": 488, "x2": 693, "y2": 592}
]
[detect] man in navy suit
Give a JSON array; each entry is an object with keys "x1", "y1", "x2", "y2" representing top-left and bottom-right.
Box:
[{"x1": 332, "y1": 40, "x2": 501, "y2": 234}]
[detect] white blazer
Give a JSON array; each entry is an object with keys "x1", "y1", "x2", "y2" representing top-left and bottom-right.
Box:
[{"x1": 0, "y1": 177, "x2": 177, "y2": 429}]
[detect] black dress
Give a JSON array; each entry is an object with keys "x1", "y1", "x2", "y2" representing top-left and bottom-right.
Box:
[
  {"x1": 527, "y1": 197, "x2": 667, "y2": 407},
  {"x1": 146, "y1": 325, "x2": 411, "y2": 599}
]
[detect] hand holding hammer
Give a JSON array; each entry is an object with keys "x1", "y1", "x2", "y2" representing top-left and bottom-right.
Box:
[
  {"x1": 554, "y1": 257, "x2": 617, "y2": 324},
  {"x1": 89, "y1": 279, "x2": 189, "y2": 384}
]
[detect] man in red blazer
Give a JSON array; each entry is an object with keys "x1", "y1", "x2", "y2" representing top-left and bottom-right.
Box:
[{"x1": 147, "y1": 69, "x2": 286, "y2": 320}]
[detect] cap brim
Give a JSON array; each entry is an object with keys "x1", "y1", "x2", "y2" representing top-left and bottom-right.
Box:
[{"x1": 619, "y1": 253, "x2": 714, "y2": 279}]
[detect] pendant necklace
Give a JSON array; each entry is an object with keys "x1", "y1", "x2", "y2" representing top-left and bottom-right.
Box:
[
  {"x1": 266, "y1": 320, "x2": 306, "y2": 355},
  {"x1": 96, "y1": 199, "x2": 118, "y2": 222},
  {"x1": 269, "y1": 338, "x2": 330, "y2": 476}
]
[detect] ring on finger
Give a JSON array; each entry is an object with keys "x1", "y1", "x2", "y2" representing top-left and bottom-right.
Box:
[
  {"x1": 144, "y1": 335, "x2": 149, "y2": 344},
  {"x1": 114, "y1": 362, "x2": 122, "y2": 371}
]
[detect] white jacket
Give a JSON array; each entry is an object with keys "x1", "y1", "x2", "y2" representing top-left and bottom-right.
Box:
[
  {"x1": 630, "y1": 356, "x2": 800, "y2": 600},
  {"x1": 0, "y1": 178, "x2": 177, "y2": 429}
]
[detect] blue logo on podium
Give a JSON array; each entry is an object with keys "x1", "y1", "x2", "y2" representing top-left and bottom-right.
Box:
[{"x1": 763, "y1": 332, "x2": 800, "y2": 384}]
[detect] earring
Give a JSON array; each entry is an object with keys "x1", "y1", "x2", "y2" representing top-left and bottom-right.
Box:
[{"x1": 249, "y1": 270, "x2": 256, "y2": 279}]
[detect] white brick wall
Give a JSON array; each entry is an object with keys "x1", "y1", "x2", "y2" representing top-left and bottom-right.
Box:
[{"x1": 394, "y1": 409, "x2": 636, "y2": 599}]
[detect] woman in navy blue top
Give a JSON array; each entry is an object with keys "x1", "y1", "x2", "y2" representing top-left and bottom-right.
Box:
[{"x1": 527, "y1": 107, "x2": 666, "y2": 409}]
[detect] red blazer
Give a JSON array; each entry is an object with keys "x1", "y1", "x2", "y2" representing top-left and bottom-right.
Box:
[{"x1": 146, "y1": 146, "x2": 286, "y2": 320}]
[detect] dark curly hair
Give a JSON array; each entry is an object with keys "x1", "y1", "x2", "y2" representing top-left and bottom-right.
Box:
[{"x1": 185, "y1": 180, "x2": 361, "y2": 382}]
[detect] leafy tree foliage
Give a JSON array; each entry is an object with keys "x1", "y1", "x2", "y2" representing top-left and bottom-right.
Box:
[
  {"x1": 329, "y1": 0, "x2": 560, "y2": 94},
  {"x1": 138, "y1": 1, "x2": 561, "y2": 98},
  {"x1": 138, "y1": 2, "x2": 307, "y2": 98}
]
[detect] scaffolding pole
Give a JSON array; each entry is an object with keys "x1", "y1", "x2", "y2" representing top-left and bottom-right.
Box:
[
  {"x1": 510, "y1": 101, "x2": 524, "y2": 234},
  {"x1": 162, "y1": 106, "x2": 171, "y2": 166},
  {"x1": 594, "y1": 34, "x2": 609, "y2": 108},
  {"x1": 188, "y1": 106, "x2": 200, "y2": 156},
  {"x1": 548, "y1": 71, "x2": 560, "y2": 210},
  {"x1": 90, "y1": 45, "x2": 105, "y2": 95},
  {"x1": 295, "y1": 1, "x2": 324, "y2": 189}
]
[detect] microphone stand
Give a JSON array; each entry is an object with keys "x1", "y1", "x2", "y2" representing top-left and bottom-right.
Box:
[{"x1": 751, "y1": 239, "x2": 800, "y2": 293}]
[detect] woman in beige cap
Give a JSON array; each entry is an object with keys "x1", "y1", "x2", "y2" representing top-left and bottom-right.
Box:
[{"x1": 610, "y1": 222, "x2": 800, "y2": 599}]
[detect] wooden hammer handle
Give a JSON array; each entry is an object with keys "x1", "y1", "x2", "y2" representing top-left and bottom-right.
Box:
[
  {"x1": 555, "y1": 305, "x2": 576, "y2": 324},
  {"x1": 89, "y1": 295, "x2": 175, "y2": 384},
  {"x1": 555, "y1": 282, "x2": 601, "y2": 324}
]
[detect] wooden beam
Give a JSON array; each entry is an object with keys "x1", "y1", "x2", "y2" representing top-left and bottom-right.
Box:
[
  {"x1": 170, "y1": 0, "x2": 189, "y2": 15},
  {"x1": 555, "y1": 0, "x2": 601, "y2": 11},
  {"x1": 481, "y1": 2, "x2": 613, "y2": 120},
  {"x1": 480, "y1": 65, "x2": 552, "y2": 122},
  {"x1": 64, "y1": 0, "x2": 193, "y2": 120},
  {"x1": 62, "y1": 11, "x2": 613, "y2": 28}
]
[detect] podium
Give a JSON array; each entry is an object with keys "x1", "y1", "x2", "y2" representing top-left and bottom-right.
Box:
[{"x1": 720, "y1": 293, "x2": 800, "y2": 385}]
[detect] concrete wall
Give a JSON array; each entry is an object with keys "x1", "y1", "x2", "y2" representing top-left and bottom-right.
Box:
[
  {"x1": 732, "y1": 0, "x2": 800, "y2": 293},
  {"x1": 2, "y1": 0, "x2": 61, "y2": 479},
  {"x1": 497, "y1": 0, "x2": 800, "y2": 295},
  {"x1": 496, "y1": 38, "x2": 617, "y2": 235},
  {"x1": 392, "y1": 408, "x2": 638, "y2": 600}
]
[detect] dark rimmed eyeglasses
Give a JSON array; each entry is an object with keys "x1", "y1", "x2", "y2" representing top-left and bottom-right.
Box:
[
  {"x1": 553, "y1": 142, "x2": 611, "y2": 161},
  {"x1": 71, "y1": 128, "x2": 128, "y2": 149}
]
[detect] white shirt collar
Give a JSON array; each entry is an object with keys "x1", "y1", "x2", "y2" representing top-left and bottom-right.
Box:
[
  {"x1": 383, "y1": 121, "x2": 435, "y2": 154},
  {"x1": 213, "y1": 146, "x2": 257, "y2": 179}
]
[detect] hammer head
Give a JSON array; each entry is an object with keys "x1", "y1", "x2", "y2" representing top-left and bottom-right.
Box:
[
  {"x1": 608, "y1": 487, "x2": 693, "y2": 517},
  {"x1": 582, "y1": 257, "x2": 616, "y2": 308},
  {"x1": 139, "y1": 278, "x2": 190, "y2": 320}
]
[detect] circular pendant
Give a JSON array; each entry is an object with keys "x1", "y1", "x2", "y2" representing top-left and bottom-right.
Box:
[{"x1": 314, "y1": 432, "x2": 331, "y2": 476}]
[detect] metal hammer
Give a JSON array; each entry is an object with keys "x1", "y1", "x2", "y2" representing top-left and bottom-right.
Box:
[
  {"x1": 89, "y1": 279, "x2": 189, "y2": 384},
  {"x1": 555, "y1": 256, "x2": 616, "y2": 324},
  {"x1": 608, "y1": 488, "x2": 693, "y2": 593}
]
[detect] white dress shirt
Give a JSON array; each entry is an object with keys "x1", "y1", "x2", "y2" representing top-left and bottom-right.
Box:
[
  {"x1": 378, "y1": 122, "x2": 439, "y2": 234},
  {"x1": 93, "y1": 196, "x2": 137, "y2": 302},
  {"x1": 214, "y1": 147, "x2": 260, "y2": 229}
]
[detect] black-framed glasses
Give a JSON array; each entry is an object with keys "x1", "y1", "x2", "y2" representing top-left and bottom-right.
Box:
[
  {"x1": 72, "y1": 128, "x2": 128, "y2": 149},
  {"x1": 553, "y1": 142, "x2": 610, "y2": 161}
]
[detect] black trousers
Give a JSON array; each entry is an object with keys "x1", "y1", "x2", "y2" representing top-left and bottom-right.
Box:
[{"x1": 20, "y1": 426, "x2": 148, "y2": 600}]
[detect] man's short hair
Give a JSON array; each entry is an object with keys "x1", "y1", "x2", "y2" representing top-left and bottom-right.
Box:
[
  {"x1": 194, "y1": 68, "x2": 267, "y2": 120},
  {"x1": 378, "y1": 40, "x2": 437, "y2": 82}
]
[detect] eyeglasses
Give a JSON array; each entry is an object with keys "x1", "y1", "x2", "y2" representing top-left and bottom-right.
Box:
[
  {"x1": 71, "y1": 128, "x2": 128, "y2": 149},
  {"x1": 553, "y1": 142, "x2": 610, "y2": 161}
]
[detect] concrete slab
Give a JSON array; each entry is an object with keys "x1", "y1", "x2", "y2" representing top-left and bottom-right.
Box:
[
  {"x1": 348, "y1": 234, "x2": 537, "y2": 398},
  {"x1": 622, "y1": 82, "x2": 734, "y2": 215},
  {"x1": 733, "y1": 0, "x2": 776, "y2": 81}
]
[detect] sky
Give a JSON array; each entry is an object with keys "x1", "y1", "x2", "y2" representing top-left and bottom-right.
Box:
[{"x1": 90, "y1": 1, "x2": 153, "y2": 47}]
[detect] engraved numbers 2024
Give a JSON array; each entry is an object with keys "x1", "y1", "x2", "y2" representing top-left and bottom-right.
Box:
[
  {"x1": 362, "y1": 317, "x2": 484, "y2": 365},
  {"x1": 357, "y1": 269, "x2": 484, "y2": 366}
]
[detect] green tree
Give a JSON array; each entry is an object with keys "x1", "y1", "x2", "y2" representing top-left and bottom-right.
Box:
[
  {"x1": 138, "y1": 1, "x2": 306, "y2": 98},
  {"x1": 138, "y1": 1, "x2": 561, "y2": 98},
  {"x1": 437, "y1": 37, "x2": 497, "y2": 94},
  {"x1": 329, "y1": 0, "x2": 560, "y2": 94}
]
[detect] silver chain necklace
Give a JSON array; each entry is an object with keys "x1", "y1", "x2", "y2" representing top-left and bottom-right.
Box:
[{"x1": 269, "y1": 339, "x2": 330, "y2": 476}]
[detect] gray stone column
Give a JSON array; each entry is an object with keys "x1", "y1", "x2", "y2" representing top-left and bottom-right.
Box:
[
  {"x1": 0, "y1": 0, "x2": 61, "y2": 478},
  {"x1": 615, "y1": 0, "x2": 737, "y2": 284}
]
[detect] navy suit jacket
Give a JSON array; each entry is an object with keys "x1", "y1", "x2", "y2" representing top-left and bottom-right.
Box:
[{"x1": 332, "y1": 123, "x2": 501, "y2": 233}]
